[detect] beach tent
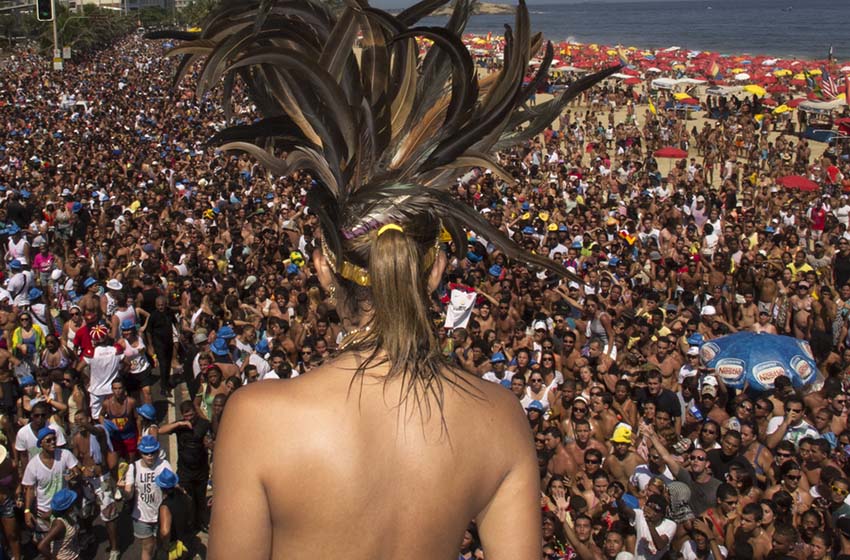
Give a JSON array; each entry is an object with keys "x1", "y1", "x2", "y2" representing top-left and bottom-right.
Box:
[
  {"x1": 799, "y1": 99, "x2": 846, "y2": 115},
  {"x1": 706, "y1": 85, "x2": 743, "y2": 97},
  {"x1": 650, "y1": 78, "x2": 679, "y2": 90}
]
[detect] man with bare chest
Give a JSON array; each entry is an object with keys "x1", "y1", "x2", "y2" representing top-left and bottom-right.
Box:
[
  {"x1": 788, "y1": 282, "x2": 813, "y2": 339},
  {"x1": 565, "y1": 419, "x2": 608, "y2": 468},
  {"x1": 647, "y1": 338, "x2": 682, "y2": 391},
  {"x1": 72, "y1": 409, "x2": 120, "y2": 556},
  {"x1": 738, "y1": 292, "x2": 759, "y2": 329},
  {"x1": 544, "y1": 426, "x2": 578, "y2": 478},
  {"x1": 604, "y1": 426, "x2": 642, "y2": 487}
]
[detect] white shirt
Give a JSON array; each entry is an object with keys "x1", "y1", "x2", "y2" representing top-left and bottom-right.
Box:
[
  {"x1": 22, "y1": 449, "x2": 78, "y2": 513},
  {"x1": 124, "y1": 457, "x2": 173, "y2": 523},
  {"x1": 631, "y1": 509, "x2": 677, "y2": 560},
  {"x1": 85, "y1": 345, "x2": 124, "y2": 397},
  {"x1": 15, "y1": 422, "x2": 67, "y2": 459},
  {"x1": 679, "y1": 539, "x2": 727, "y2": 560},
  {"x1": 629, "y1": 464, "x2": 674, "y2": 492},
  {"x1": 765, "y1": 417, "x2": 819, "y2": 447}
]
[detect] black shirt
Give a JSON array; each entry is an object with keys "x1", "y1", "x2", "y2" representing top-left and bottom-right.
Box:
[
  {"x1": 174, "y1": 418, "x2": 211, "y2": 482},
  {"x1": 635, "y1": 387, "x2": 682, "y2": 418}
]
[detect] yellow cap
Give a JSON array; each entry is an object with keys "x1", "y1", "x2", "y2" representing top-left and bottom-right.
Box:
[
  {"x1": 521, "y1": 212, "x2": 531, "y2": 220},
  {"x1": 610, "y1": 425, "x2": 633, "y2": 444},
  {"x1": 547, "y1": 223, "x2": 558, "y2": 232},
  {"x1": 539, "y1": 211, "x2": 550, "y2": 222}
]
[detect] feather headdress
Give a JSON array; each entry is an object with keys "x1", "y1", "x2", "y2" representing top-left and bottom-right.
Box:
[{"x1": 150, "y1": 0, "x2": 620, "y2": 284}]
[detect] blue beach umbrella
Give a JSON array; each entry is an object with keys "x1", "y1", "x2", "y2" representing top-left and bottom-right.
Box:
[{"x1": 698, "y1": 332, "x2": 819, "y2": 392}]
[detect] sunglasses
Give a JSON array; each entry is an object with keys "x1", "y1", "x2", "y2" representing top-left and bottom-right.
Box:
[
  {"x1": 573, "y1": 407, "x2": 588, "y2": 413},
  {"x1": 833, "y1": 485, "x2": 850, "y2": 495},
  {"x1": 786, "y1": 474, "x2": 801, "y2": 481}
]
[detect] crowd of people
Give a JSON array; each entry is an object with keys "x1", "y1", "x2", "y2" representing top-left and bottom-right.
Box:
[{"x1": 0, "y1": 21, "x2": 849, "y2": 560}]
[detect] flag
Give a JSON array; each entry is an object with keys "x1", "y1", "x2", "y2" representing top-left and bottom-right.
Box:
[
  {"x1": 648, "y1": 97, "x2": 657, "y2": 115},
  {"x1": 822, "y1": 71, "x2": 839, "y2": 100},
  {"x1": 617, "y1": 47, "x2": 630, "y2": 68},
  {"x1": 709, "y1": 61, "x2": 720, "y2": 80}
]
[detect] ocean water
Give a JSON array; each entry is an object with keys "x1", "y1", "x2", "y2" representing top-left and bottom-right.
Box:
[{"x1": 417, "y1": 0, "x2": 849, "y2": 60}]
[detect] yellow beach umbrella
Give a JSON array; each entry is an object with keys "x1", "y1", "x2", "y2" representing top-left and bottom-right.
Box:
[
  {"x1": 792, "y1": 73, "x2": 806, "y2": 80},
  {"x1": 743, "y1": 84, "x2": 766, "y2": 96},
  {"x1": 731, "y1": 68, "x2": 744, "y2": 74},
  {"x1": 808, "y1": 69, "x2": 822, "y2": 75},
  {"x1": 673, "y1": 92, "x2": 692, "y2": 100},
  {"x1": 773, "y1": 104, "x2": 793, "y2": 114},
  {"x1": 773, "y1": 69, "x2": 792, "y2": 77}
]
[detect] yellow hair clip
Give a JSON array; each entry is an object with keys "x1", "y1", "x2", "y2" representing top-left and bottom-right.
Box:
[{"x1": 377, "y1": 224, "x2": 404, "y2": 237}]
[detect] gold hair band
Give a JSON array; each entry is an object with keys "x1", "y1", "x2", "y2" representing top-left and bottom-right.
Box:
[
  {"x1": 321, "y1": 226, "x2": 442, "y2": 287},
  {"x1": 377, "y1": 224, "x2": 404, "y2": 236}
]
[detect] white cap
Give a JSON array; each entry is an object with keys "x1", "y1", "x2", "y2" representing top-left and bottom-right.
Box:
[
  {"x1": 50, "y1": 269, "x2": 63, "y2": 281},
  {"x1": 106, "y1": 279, "x2": 123, "y2": 291},
  {"x1": 532, "y1": 320, "x2": 548, "y2": 331},
  {"x1": 687, "y1": 346, "x2": 700, "y2": 356},
  {"x1": 700, "y1": 305, "x2": 716, "y2": 316}
]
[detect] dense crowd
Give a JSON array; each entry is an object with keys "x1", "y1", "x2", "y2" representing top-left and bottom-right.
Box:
[{"x1": 1, "y1": 27, "x2": 850, "y2": 560}]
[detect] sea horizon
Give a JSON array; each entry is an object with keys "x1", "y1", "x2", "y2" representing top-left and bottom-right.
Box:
[{"x1": 408, "y1": 0, "x2": 847, "y2": 62}]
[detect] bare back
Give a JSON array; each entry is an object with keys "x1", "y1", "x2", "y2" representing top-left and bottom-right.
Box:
[{"x1": 208, "y1": 353, "x2": 541, "y2": 560}]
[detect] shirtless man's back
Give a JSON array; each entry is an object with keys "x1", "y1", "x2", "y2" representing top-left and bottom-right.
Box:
[{"x1": 209, "y1": 353, "x2": 541, "y2": 559}]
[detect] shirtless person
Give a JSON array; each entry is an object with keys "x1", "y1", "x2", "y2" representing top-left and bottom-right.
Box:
[
  {"x1": 726, "y1": 503, "x2": 772, "y2": 560},
  {"x1": 750, "y1": 309, "x2": 778, "y2": 334},
  {"x1": 565, "y1": 419, "x2": 608, "y2": 468},
  {"x1": 604, "y1": 425, "x2": 642, "y2": 488},
  {"x1": 787, "y1": 281, "x2": 813, "y2": 339},
  {"x1": 544, "y1": 426, "x2": 578, "y2": 478}
]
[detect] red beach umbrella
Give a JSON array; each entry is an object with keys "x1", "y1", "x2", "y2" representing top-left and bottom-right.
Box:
[
  {"x1": 786, "y1": 97, "x2": 807, "y2": 108},
  {"x1": 654, "y1": 147, "x2": 688, "y2": 159},
  {"x1": 776, "y1": 175, "x2": 819, "y2": 192}
]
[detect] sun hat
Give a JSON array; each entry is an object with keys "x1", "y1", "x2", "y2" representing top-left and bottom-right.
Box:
[
  {"x1": 210, "y1": 338, "x2": 230, "y2": 357},
  {"x1": 610, "y1": 424, "x2": 633, "y2": 444},
  {"x1": 20, "y1": 375, "x2": 36, "y2": 387},
  {"x1": 490, "y1": 352, "x2": 506, "y2": 364},
  {"x1": 526, "y1": 400, "x2": 544, "y2": 413},
  {"x1": 138, "y1": 435, "x2": 161, "y2": 455},
  {"x1": 8, "y1": 259, "x2": 21, "y2": 270},
  {"x1": 89, "y1": 324, "x2": 109, "y2": 343},
  {"x1": 120, "y1": 319, "x2": 136, "y2": 331},
  {"x1": 106, "y1": 279, "x2": 123, "y2": 291},
  {"x1": 136, "y1": 404, "x2": 156, "y2": 421},
  {"x1": 36, "y1": 427, "x2": 56, "y2": 447},
  {"x1": 50, "y1": 489, "x2": 78, "y2": 513},
  {"x1": 155, "y1": 469, "x2": 179, "y2": 490},
  {"x1": 193, "y1": 329, "x2": 209, "y2": 345},
  {"x1": 83, "y1": 277, "x2": 97, "y2": 289},
  {"x1": 216, "y1": 325, "x2": 236, "y2": 340}
]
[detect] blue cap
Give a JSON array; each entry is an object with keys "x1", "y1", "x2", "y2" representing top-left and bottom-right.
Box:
[
  {"x1": 27, "y1": 287, "x2": 42, "y2": 300},
  {"x1": 72, "y1": 202, "x2": 83, "y2": 213},
  {"x1": 6, "y1": 224, "x2": 20, "y2": 235},
  {"x1": 466, "y1": 252, "x2": 483, "y2": 263},
  {"x1": 155, "y1": 468, "x2": 179, "y2": 490},
  {"x1": 571, "y1": 241, "x2": 582, "y2": 249},
  {"x1": 83, "y1": 277, "x2": 97, "y2": 289},
  {"x1": 256, "y1": 338, "x2": 269, "y2": 355},
  {"x1": 36, "y1": 427, "x2": 56, "y2": 447},
  {"x1": 138, "y1": 435, "x2": 161, "y2": 454},
  {"x1": 488, "y1": 264, "x2": 503, "y2": 277},
  {"x1": 527, "y1": 400, "x2": 544, "y2": 413},
  {"x1": 521, "y1": 226, "x2": 535, "y2": 235},
  {"x1": 265, "y1": 193, "x2": 274, "y2": 200},
  {"x1": 120, "y1": 319, "x2": 136, "y2": 331},
  {"x1": 608, "y1": 257, "x2": 620, "y2": 266},
  {"x1": 558, "y1": 225, "x2": 568, "y2": 232},
  {"x1": 210, "y1": 338, "x2": 230, "y2": 356},
  {"x1": 136, "y1": 403, "x2": 156, "y2": 421},
  {"x1": 19, "y1": 190, "x2": 31, "y2": 199},
  {"x1": 686, "y1": 333, "x2": 704, "y2": 347},
  {"x1": 765, "y1": 226, "x2": 775, "y2": 233},
  {"x1": 621, "y1": 493, "x2": 640, "y2": 509},
  {"x1": 50, "y1": 489, "x2": 77, "y2": 513},
  {"x1": 142, "y1": 243, "x2": 155, "y2": 253},
  {"x1": 521, "y1": 202, "x2": 530, "y2": 211},
  {"x1": 20, "y1": 375, "x2": 35, "y2": 387},
  {"x1": 217, "y1": 325, "x2": 236, "y2": 340},
  {"x1": 8, "y1": 259, "x2": 21, "y2": 270},
  {"x1": 286, "y1": 263, "x2": 299, "y2": 275},
  {"x1": 490, "y1": 352, "x2": 506, "y2": 363}
]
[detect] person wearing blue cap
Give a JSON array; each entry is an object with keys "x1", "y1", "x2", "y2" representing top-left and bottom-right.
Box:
[
  {"x1": 36, "y1": 488, "x2": 80, "y2": 559},
  {"x1": 124, "y1": 435, "x2": 173, "y2": 560},
  {"x1": 22, "y1": 426, "x2": 80, "y2": 536},
  {"x1": 482, "y1": 352, "x2": 510, "y2": 388},
  {"x1": 119, "y1": 316, "x2": 154, "y2": 405},
  {"x1": 156, "y1": 468, "x2": 193, "y2": 560}
]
